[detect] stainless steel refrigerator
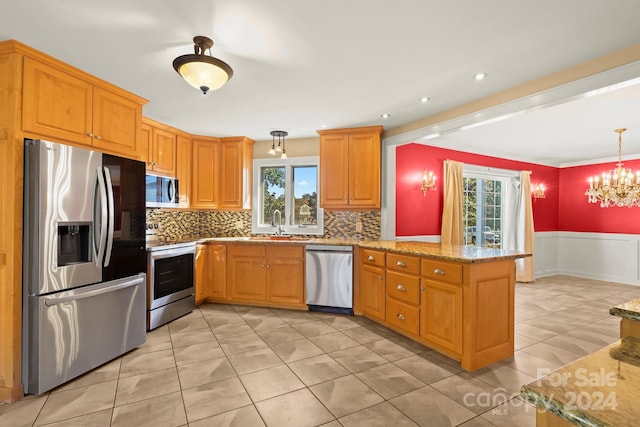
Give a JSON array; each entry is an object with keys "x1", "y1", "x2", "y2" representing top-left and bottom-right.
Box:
[{"x1": 22, "y1": 139, "x2": 147, "y2": 394}]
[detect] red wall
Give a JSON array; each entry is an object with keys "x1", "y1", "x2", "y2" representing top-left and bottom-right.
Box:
[
  {"x1": 396, "y1": 144, "x2": 559, "y2": 236},
  {"x1": 559, "y1": 160, "x2": 640, "y2": 233}
]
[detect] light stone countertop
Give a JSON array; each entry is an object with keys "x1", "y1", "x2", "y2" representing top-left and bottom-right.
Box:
[
  {"x1": 521, "y1": 336, "x2": 640, "y2": 426},
  {"x1": 149, "y1": 236, "x2": 530, "y2": 262},
  {"x1": 610, "y1": 299, "x2": 640, "y2": 321}
]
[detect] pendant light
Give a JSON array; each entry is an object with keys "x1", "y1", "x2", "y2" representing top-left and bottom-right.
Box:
[
  {"x1": 173, "y1": 36, "x2": 233, "y2": 94},
  {"x1": 269, "y1": 131, "x2": 288, "y2": 159}
]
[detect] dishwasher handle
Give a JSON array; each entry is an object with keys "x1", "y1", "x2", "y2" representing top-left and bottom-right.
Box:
[{"x1": 305, "y1": 245, "x2": 353, "y2": 253}]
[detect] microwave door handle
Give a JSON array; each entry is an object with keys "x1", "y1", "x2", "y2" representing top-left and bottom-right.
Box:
[
  {"x1": 103, "y1": 167, "x2": 115, "y2": 267},
  {"x1": 95, "y1": 167, "x2": 108, "y2": 266},
  {"x1": 167, "y1": 180, "x2": 175, "y2": 203}
]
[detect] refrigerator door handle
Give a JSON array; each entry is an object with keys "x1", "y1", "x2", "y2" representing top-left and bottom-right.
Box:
[
  {"x1": 103, "y1": 167, "x2": 115, "y2": 267},
  {"x1": 95, "y1": 167, "x2": 108, "y2": 266},
  {"x1": 44, "y1": 276, "x2": 145, "y2": 307}
]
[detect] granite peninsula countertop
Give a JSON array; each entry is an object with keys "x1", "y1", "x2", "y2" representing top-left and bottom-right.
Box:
[
  {"x1": 522, "y1": 336, "x2": 640, "y2": 426},
  {"x1": 610, "y1": 299, "x2": 640, "y2": 321},
  {"x1": 147, "y1": 237, "x2": 530, "y2": 262}
]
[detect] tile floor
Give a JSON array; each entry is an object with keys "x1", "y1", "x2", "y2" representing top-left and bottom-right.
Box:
[{"x1": 2, "y1": 275, "x2": 638, "y2": 426}]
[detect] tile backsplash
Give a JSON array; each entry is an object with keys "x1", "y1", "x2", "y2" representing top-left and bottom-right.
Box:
[{"x1": 146, "y1": 209, "x2": 380, "y2": 241}]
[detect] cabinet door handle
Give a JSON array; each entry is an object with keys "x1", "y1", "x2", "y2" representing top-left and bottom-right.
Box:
[
  {"x1": 396, "y1": 261, "x2": 406, "y2": 267},
  {"x1": 396, "y1": 313, "x2": 406, "y2": 321},
  {"x1": 396, "y1": 284, "x2": 406, "y2": 292},
  {"x1": 261, "y1": 264, "x2": 266, "y2": 268},
  {"x1": 379, "y1": 275, "x2": 383, "y2": 281},
  {"x1": 367, "y1": 256, "x2": 375, "y2": 261},
  {"x1": 87, "y1": 132, "x2": 94, "y2": 137},
  {"x1": 420, "y1": 287, "x2": 425, "y2": 291},
  {"x1": 434, "y1": 268, "x2": 445, "y2": 275},
  {"x1": 95, "y1": 135, "x2": 102, "y2": 140}
]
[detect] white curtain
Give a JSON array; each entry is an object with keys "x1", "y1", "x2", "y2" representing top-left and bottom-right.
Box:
[{"x1": 501, "y1": 171, "x2": 535, "y2": 282}]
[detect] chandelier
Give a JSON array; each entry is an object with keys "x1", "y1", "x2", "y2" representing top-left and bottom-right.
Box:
[
  {"x1": 585, "y1": 128, "x2": 640, "y2": 207},
  {"x1": 173, "y1": 36, "x2": 233, "y2": 94},
  {"x1": 268, "y1": 130, "x2": 288, "y2": 159}
]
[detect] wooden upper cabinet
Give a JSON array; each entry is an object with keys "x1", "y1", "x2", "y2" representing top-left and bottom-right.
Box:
[
  {"x1": 191, "y1": 136, "x2": 220, "y2": 208},
  {"x1": 139, "y1": 122, "x2": 151, "y2": 164},
  {"x1": 191, "y1": 136, "x2": 254, "y2": 210},
  {"x1": 317, "y1": 126, "x2": 382, "y2": 209},
  {"x1": 22, "y1": 56, "x2": 145, "y2": 159},
  {"x1": 176, "y1": 132, "x2": 192, "y2": 207},
  {"x1": 149, "y1": 126, "x2": 176, "y2": 176}
]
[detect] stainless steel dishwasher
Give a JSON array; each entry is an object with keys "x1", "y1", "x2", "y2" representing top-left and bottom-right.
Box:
[{"x1": 305, "y1": 245, "x2": 353, "y2": 314}]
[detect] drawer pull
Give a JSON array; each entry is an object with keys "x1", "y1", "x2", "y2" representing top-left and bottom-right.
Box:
[
  {"x1": 367, "y1": 256, "x2": 375, "y2": 261},
  {"x1": 396, "y1": 313, "x2": 406, "y2": 321},
  {"x1": 434, "y1": 268, "x2": 445, "y2": 275},
  {"x1": 396, "y1": 261, "x2": 407, "y2": 267},
  {"x1": 396, "y1": 284, "x2": 406, "y2": 292}
]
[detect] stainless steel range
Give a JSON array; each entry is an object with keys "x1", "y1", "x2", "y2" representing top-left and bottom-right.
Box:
[{"x1": 146, "y1": 241, "x2": 196, "y2": 330}]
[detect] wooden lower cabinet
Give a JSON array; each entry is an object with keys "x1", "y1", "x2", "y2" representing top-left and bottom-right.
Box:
[
  {"x1": 419, "y1": 279, "x2": 463, "y2": 355},
  {"x1": 224, "y1": 244, "x2": 305, "y2": 308},
  {"x1": 195, "y1": 244, "x2": 208, "y2": 305},
  {"x1": 360, "y1": 264, "x2": 386, "y2": 322}
]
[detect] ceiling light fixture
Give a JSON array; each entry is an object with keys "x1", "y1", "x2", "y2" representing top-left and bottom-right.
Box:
[
  {"x1": 381, "y1": 113, "x2": 391, "y2": 119},
  {"x1": 585, "y1": 128, "x2": 640, "y2": 207},
  {"x1": 474, "y1": 72, "x2": 487, "y2": 81},
  {"x1": 269, "y1": 130, "x2": 288, "y2": 159},
  {"x1": 173, "y1": 35, "x2": 233, "y2": 94},
  {"x1": 420, "y1": 97, "x2": 430, "y2": 103}
]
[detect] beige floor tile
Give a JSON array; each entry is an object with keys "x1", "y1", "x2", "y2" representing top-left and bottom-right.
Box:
[
  {"x1": 240, "y1": 364, "x2": 305, "y2": 402},
  {"x1": 211, "y1": 322, "x2": 254, "y2": 340},
  {"x1": 514, "y1": 334, "x2": 539, "y2": 351},
  {"x1": 168, "y1": 314, "x2": 209, "y2": 334},
  {"x1": 310, "y1": 374, "x2": 384, "y2": 418},
  {"x1": 170, "y1": 327, "x2": 216, "y2": 347},
  {"x1": 274, "y1": 309, "x2": 320, "y2": 325},
  {"x1": 329, "y1": 345, "x2": 388, "y2": 373},
  {"x1": 293, "y1": 320, "x2": 338, "y2": 337},
  {"x1": 246, "y1": 315, "x2": 288, "y2": 331},
  {"x1": 256, "y1": 325, "x2": 305, "y2": 345},
  {"x1": 456, "y1": 416, "x2": 497, "y2": 426},
  {"x1": 319, "y1": 421, "x2": 343, "y2": 427},
  {"x1": 119, "y1": 348, "x2": 175, "y2": 378},
  {"x1": 480, "y1": 397, "x2": 536, "y2": 426},
  {"x1": 227, "y1": 347, "x2": 283, "y2": 375},
  {"x1": 287, "y1": 354, "x2": 350, "y2": 386},
  {"x1": 135, "y1": 325, "x2": 172, "y2": 355},
  {"x1": 515, "y1": 323, "x2": 558, "y2": 341},
  {"x1": 271, "y1": 338, "x2": 325, "y2": 362},
  {"x1": 115, "y1": 367, "x2": 180, "y2": 407},
  {"x1": 111, "y1": 390, "x2": 186, "y2": 427},
  {"x1": 203, "y1": 311, "x2": 246, "y2": 327},
  {"x1": 55, "y1": 358, "x2": 121, "y2": 392},
  {"x1": 342, "y1": 325, "x2": 392, "y2": 344},
  {"x1": 543, "y1": 333, "x2": 605, "y2": 356},
  {"x1": 189, "y1": 405, "x2": 266, "y2": 427},
  {"x1": 338, "y1": 401, "x2": 418, "y2": 427},
  {"x1": 393, "y1": 353, "x2": 461, "y2": 384},
  {"x1": 520, "y1": 342, "x2": 583, "y2": 366},
  {"x1": 471, "y1": 364, "x2": 535, "y2": 396},
  {"x1": 255, "y1": 388, "x2": 335, "y2": 427},
  {"x1": 364, "y1": 337, "x2": 423, "y2": 362},
  {"x1": 39, "y1": 409, "x2": 112, "y2": 426},
  {"x1": 35, "y1": 380, "x2": 118, "y2": 426},
  {"x1": 321, "y1": 315, "x2": 362, "y2": 330},
  {"x1": 499, "y1": 350, "x2": 563, "y2": 378},
  {"x1": 390, "y1": 386, "x2": 476, "y2": 426},
  {"x1": 0, "y1": 395, "x2": 48, "y2": 427},
  {"x1": 172, "y1": 340, "x2": 224, "y2": 366},
  {"x1": 355, "y1": 363, "x2": 425, "y2": 399},
  {"x1": 309, "y1": 331, "x2": 359, "y2": 353},
  {"x1": 218, "y1": 332, "x2": 268, "y2": 355},
  {"x1": 177, "y1": 356, "x2": 236, "y2": 389},
  {"x1": 182, "y1": 377, "x2": 252, "y2": 423},
  {"x1": 431, "y1": 372, "x2": 508, "y2": 415}
]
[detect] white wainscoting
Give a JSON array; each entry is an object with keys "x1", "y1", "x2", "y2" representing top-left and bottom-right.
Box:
[{"x1": 534, "y1": 231, "x2": 640, "y2": 286}]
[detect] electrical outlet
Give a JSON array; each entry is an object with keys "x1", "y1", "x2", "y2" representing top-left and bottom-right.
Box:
[
  {"x1": 235, "y1": 220, "x2": 243, "y2": 230},
  {"x1": 355, "y1": 221, "x2": 363, "y2": 232}
]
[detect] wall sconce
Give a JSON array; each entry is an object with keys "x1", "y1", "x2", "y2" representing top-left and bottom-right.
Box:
[
  {"x1": 533, "y1": 184, "x2": 546, "y2": 199},
  {"x1": 421, "y1": 170, "x2": 436, "y2": 196}
]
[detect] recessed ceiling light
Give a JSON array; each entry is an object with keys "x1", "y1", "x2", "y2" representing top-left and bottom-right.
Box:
[
  {"x1": 380, "y1": 113, "x2": 390, "y2": 119},
  {"x1": 474, "y1": 73, "x2": 487, "y2": 81},
  {"x1": 321, "y1": 124, "x2": 327, "y2": 128},
  {"x1": 419, "y1": 97, "x2": 430, "y2": 103}
]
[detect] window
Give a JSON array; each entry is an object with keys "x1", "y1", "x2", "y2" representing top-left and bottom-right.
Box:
[
  {"x1": 462, "y1": 166, "x2": 518, "y2": 248},
  {"x1": 252, "y1": 156, "x2": 323, "y2": 235}
]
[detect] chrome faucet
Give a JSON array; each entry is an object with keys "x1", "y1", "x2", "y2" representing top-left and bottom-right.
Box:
[{"x1": 272, "y1": 209, "x2": 284, "y2": 235}]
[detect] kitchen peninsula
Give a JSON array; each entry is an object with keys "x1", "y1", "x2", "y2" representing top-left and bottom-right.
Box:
[{"x1": 194, "y1": 237, "x2": 529, "y2": 371}]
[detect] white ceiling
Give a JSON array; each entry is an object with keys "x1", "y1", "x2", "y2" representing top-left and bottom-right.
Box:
[{"x1": 2, "y1": 0, "x2": 640, "y2": 165}]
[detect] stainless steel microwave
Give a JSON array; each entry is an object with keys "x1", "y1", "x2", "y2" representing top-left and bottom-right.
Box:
[{"x1": 146, "y1": 174, "x2": 179, "y2": 208}]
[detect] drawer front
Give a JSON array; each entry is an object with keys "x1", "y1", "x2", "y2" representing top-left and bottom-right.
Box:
[
  {"x1": 386, "y1": 253, "x2": 420, "y2": 275},
  {"x1": 386, "y1": 298, "x2": 419, "y2": 336},
  {"x1": 421, "y1": 259, "x2": 463, "y2": 285},
  {"x1": 386, "y1": 271, "x2": 419, "y2": 306},
  {"x1": 361, "y1": 249, "x2": 385, "y2": 268},
  {"x1": 229, "y1": 243, "x2": 265, "y2": 257}
]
